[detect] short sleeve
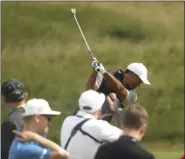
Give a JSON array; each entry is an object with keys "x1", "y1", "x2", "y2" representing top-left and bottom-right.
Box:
[
  {"x1": 121, "y1": 90, "x2": 137, "y2": 105},
  {"x1": 17, "y1": 144, "x2": 51, "y2": 159},
  {"x1": 97, "y1": 121, "x2": 121, "y2": 142}
]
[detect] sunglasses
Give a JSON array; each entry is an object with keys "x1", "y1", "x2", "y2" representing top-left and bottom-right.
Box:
[{"x1": 41, "y1": 115, "x2": 52, "y2": 122}]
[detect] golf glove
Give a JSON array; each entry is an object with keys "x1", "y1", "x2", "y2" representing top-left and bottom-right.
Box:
[{"x1": 92, "y1": 61, "x2": 106, "y2": 74}]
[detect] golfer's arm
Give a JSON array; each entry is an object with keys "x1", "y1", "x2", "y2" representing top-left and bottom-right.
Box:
[
  {"x1": 33, "y1": 134, "x2": 69, "y2": 158},
  {"x1": 103, "y1": 72, "x2": 127, "y2": 101},
  {"x1": 86, "y1": 70, "x2": 98, "y2": 90}
]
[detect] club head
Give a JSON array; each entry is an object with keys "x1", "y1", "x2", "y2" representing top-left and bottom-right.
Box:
[{"x1": 71, "y1": 8, "x2": 76, "y2": 15}]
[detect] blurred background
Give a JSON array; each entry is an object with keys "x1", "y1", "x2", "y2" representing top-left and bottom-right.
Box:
[{"x1": 1, "y1": 2, "x2": 184, "y2": 159}]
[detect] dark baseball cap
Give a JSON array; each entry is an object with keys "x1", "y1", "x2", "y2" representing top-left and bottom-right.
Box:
[{"x1": 1, "y1": 79, "x2": 26, "y2": 102}]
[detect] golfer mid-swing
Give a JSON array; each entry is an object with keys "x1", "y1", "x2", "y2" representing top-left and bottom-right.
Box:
[{"x1": 86, "y1": 58, "x2": 151, "y2": 125}]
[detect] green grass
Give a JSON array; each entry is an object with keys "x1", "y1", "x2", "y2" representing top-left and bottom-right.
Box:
[
  {"x1": 1, "y1": 1, "x2": 184, "y2": 149},
  {"x1": 143, "y1": 141, "x2": 184, "y2": 159}
]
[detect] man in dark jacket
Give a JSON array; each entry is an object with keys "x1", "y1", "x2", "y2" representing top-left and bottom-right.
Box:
[
  {"x1": 1, "y1": 79, "x2": 28, "y2": 159},
  {"x1": 95, "y1": 104, "x2": 155, "y2": 159}
]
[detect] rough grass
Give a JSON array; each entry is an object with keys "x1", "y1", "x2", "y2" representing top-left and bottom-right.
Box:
[
  {"x1": 1, "y1": 1, "x2": 184, "y2": 149},
  {"x1": 143, "y1": 141, "x2": 184, "y2": 159}
]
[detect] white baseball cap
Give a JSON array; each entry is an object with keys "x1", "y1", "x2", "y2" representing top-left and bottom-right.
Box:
[
  {"x1": 127, "y1": 63, "x2": 151, "y2": 85},
  {"x1": 78, "y1": 90, "x2": 105, "y2": 113},
  {"x1": 22, "y1": 98, "x2": 61, "y2": 117}
]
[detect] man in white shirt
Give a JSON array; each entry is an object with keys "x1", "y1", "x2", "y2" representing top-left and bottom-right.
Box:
[{"x1": 61, "y1": 90, "x2": 123, "y2": 159}]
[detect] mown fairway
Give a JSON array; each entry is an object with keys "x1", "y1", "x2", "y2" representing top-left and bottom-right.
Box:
[{"x1": 2, "y1": 2, "x2": 184, "y2": 158}]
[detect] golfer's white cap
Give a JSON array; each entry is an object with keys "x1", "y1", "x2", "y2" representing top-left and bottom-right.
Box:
[
  {"x1": 127, "y1": 63, "x2": 151, "y2": 85},
  {"x1": 22, "y1": 98, "x2": 61, "y2": 117},
  {"x1": 78, "y1": 90, "x2": 105, "y2": 113}
]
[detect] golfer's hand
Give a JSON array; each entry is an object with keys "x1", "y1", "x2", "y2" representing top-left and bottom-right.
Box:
[
  {"x1": 92, "y1": 61, "x2": 107, "y2": 74},
  {"x1": 13, "y1": 130, "x2": 38, "y2": 142}
]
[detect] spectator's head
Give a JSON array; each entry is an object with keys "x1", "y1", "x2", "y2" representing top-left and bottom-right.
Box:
[
  {"x1": 78, "y1": 89, "x2": 105, "y2": 119},
  {"x1": 122, "y1": 104, "x2": 149, "y2": 141},
  {"x1": 1, "y1": 79, "x2": 28, "y2": 108},
  {"x1": 22, "y1": 98, "x2": 61, "y2": 136}
]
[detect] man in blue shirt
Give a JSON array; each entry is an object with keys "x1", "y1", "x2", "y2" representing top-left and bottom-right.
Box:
[
  {"x1": 9, "y1": 140, "x2": 51, "y2": 159},
  {"x1": 9, "y1": 98, "x2": 70, "y2": 159}
]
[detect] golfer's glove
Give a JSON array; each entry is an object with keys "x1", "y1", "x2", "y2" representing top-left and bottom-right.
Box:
[{"x1": 92, "y1": 61, "x2": 107, "y2": 75}]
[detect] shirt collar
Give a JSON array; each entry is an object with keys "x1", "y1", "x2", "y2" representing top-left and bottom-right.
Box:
[
  {"x1": 8, "y1": 104, "x2": 25, "y2": 116},
  {"x1": 76, "y1": 110, "x2": 95, "y2": 119},
  {"x1": 121, "y1": 135, "x2": 139, "y2": 143},
  {"x1": 16, "y1": 104, "x2": 25, "y2": 109}
]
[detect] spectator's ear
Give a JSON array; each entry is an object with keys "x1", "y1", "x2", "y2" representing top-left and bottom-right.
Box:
[
  {"x1": 138, "y1": 124, "x2": 147, "y2": 140},
  {"x1": 24, "y1": 92, "x2": 28, "y2": 101},
  {"x1": 35, "y1": 115, "x2": 41, "y2": 123}
]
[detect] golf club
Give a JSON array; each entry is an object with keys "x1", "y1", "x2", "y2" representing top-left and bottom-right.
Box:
[{"x1": 71, "y1": 8, "x2": 95, "y2": 59}]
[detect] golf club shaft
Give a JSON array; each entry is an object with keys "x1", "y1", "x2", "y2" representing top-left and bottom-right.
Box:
[{"x1": 71, "y1": 9, "x2": 95, "y2": 58}]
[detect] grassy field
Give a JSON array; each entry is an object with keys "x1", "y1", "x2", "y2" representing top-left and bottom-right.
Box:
[
  {"x1": 2, "y1": 2, "x2": 184, "y2": 158},
  {"x1": 143, "y1": 141, "x2": 184, "y2": 159}
]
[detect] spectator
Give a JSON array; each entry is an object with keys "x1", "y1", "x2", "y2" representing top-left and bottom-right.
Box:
[
  {"x1": 61, "y1": 89, "x2": 123, "y2": 159},
  {"x1": 9, "y1": 98, "x2": 70, "y2": 159},
  {"x1": 95, "y1": 104, "x2": 155, "y2": 159},
  {"x1": 180, "y1": 154, "x2": 184, "y2": 159},
  {"x1": 1, "y1": 79, "x2": 28, "y2": 159}
]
